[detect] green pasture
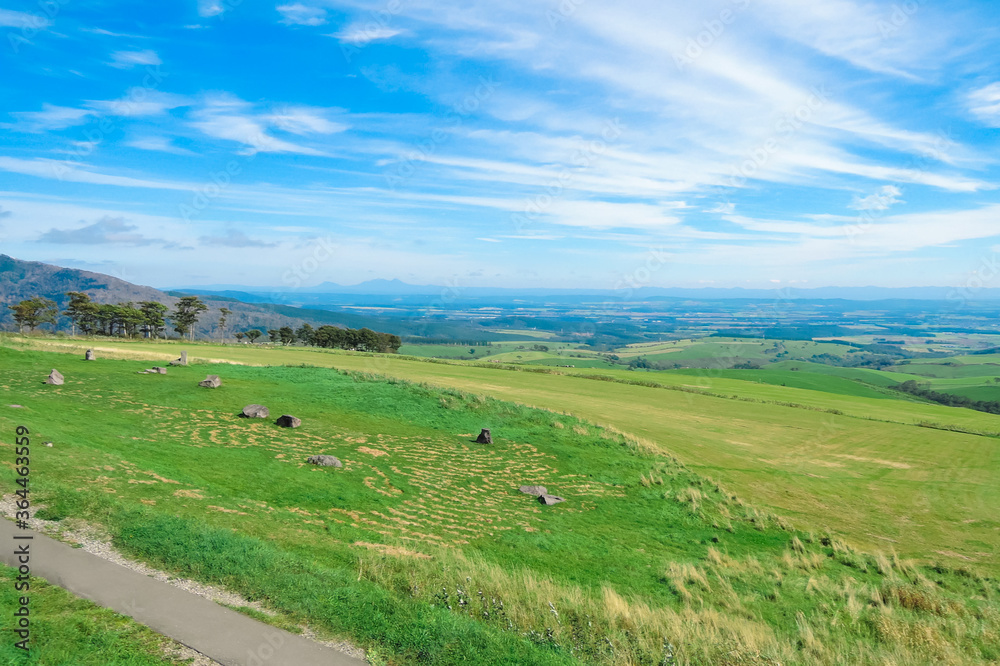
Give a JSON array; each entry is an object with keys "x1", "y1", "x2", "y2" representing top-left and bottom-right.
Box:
[
  {"x1": 616, "y1": 339, "x2": 860, "y2": 368},
  {"x1": 1, "y1": 339, "x2": 999, "y2": 664},
  {"x1": 11, "y1": 336, "x2": 1000, "y2": 573},
  {"x1": 667, "y1": 368, "x2": 902, "y2": 400}
]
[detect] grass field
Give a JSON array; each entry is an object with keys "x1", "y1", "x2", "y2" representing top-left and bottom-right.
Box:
[
  {"x1": 0, "y1": 566, "x2": 192, "y2": 664},
  {"x1": 398, "y1": 341, "x2": 583, "y2": 362},
  {"x1": 668, "y1": 368, "x2": 904, "y2": 400},
  {"x1": 612, "y1": 339, "x2": 860, "y2": 368},
  {"x1": 10, "y1": 336, "x2": 1000, "y2": 569},
  {"x1": 3, "y1": 336, "x2": 1000, "y2": 664}
]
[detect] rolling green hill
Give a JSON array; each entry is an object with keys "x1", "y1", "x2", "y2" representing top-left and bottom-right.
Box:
[
  {"x1": 2, "y1": 338, "x2": 998, "y2": 665},
  {"x1": 13, "y1": 336, "x2": 1000, "y2": 572}
]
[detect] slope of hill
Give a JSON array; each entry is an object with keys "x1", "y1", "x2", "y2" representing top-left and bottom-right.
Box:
[
  {"x1": 2, "y1": 340, "x2": 998, "y2": 665},
  {"x1": 0, "y1": 254, "x2": 373, "y2": 337},
  {"x1": 0, "y1": 254, "x2": 166, "y2": 306}
]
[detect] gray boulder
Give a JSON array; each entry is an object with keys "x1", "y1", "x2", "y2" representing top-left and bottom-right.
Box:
[
  {"x1": 276, "y1": 414, "x2": 301, "y2": 428},
  {"x1": 538, "y1": 494, "x2": 565, "y2": 506},
  {"x1": 169, "y1": 351, "x2": 188, "y2": 366},
  {"x1": 152, "y1": 366, "x2": 167, "y2": 374},
  {"x1": 85, "y1": 349, "x2": 96, "y2": 361},
  {"x1": 519, "y1": 485, "x2": 547, "y2": 496},
  {"x1": 307, "y1": 455, "x2": 341, "y2": 467},
  {"x1": 475, "y1": 428, "x2": 493, "y2": 444},
  {"x1": 198, "y1": 375, "x2": 221, "y2": 388},
  {"x1": 46, "y1": 369, "x2": 64, "y2": 386},
  {"x1": 241, "y1": 404, "x2": 269, "y2": 418}
]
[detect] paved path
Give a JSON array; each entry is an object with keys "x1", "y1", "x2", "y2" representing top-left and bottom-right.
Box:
[{"x1": 0, "y1": 519, "x2": 366, "y2": 666}]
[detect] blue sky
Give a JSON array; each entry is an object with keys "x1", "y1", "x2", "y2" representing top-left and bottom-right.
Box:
[{"x1": 1, "y1": 0, "x2": 999, "y2": 291}]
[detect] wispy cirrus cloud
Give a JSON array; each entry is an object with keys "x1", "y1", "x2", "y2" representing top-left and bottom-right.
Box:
[
  {"x1": 969, "y1": 82, "x2": 1000, "y2": 126},
  {"x1": 265, "y1": 106, "x2": 348, "y2": 135},
  {"x1": 0, "y1": 156, "x2": 194, "y2": 190},
  {"x1": 199, "y1": 229, "x2": 278, "y2": 247},
  {"x1": 125, "y1": 136, "x2": 197, "y2": 155},
  {"x1": 3, "y1": 104, "x2": 91, "y2": 132},
  {"x1": 0, "y1": 8, "x2": 49, "y2": 29},
  {"x1": 277, "y1": 3, "x2": 327, "y2": 26},
  {"x1": 332, "y1": 24, "x2": 403, "y2": 44},
  {"x1": 188, "y1": 95, "x2": 339, "y2": 155},
  {"x1": 108, "y1": 49, "x2": 162, "y2": 69},
  {"x1": 197, "y1": 0, "x2": 225, "y2": 18},
  {"x1": 83, "y1": 27, "x2": 148, "y2": 38},
  {"x1": 4, "y1": 92, "x2": 189, "y2": 135},
  {"x1": 2, "y1": 0, "x2": 1000, "y2": 288},
  {"x1": 86, "y1": 90, "x2": 190, "y2": 117},
  {"x1": 849, "y1": 185, "x2": 904, "y2": 212}
]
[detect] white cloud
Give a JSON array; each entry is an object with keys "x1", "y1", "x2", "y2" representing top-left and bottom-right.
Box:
[
  {"x1": 84, "y1": 27, "x2": 148, "y2": 38},
  {"x1": 0, "y1": 156, "x2": 194, "y2": 191},
  {"x1": 265, "y1": 106, "x2": 348, "y2": 135},
  {"x1": 0, "y1": 9, "x2": 49, "y2": 29},
  {"x1": 357, "y1": 0, "x2": 977, "y2": 197},
  {"x1": 125, "y1": 136, "x2": 197, "y2": 156},
  {"x1": 332, "y1": 24, "x2": 402, "y2": 44},
  {"x1": 4, "y1": 104, "x2": 92, "y2": 132},
  {"x1": 38, "y1": 216, "x2": 163, "y2": 246},
  {"x1": 5, "y1": 92, "x2": 189, "y2": 134},
  {"x1": 545, "y1": 200, "x2": 684, "y2": 230},
  {"x1": 86, "y1": 91, "x2": 190, "y2": 117},
  {"x1": 277, "y1": 3, "x2": 327, "y2": 26},
  {"x1": 723, "y1": 204, "x2": 1000, "y2": 257},
  {"x1": 707, "y1": 202, "x2": 735, "y2": 215},
  {"x1": 849, "y1": 185, "x2": 903, "y2": 212},
  {"x1": 188, "y1": 95, "x2": 330, "y2": 155},
  {"x1": 200, "y1": 229, "x2": 277, "y2": 248},
  {"x1": 836, "y1": 204, "x2": 1000, "y2": 254},
  {"x1": 752, "y1": 0, "x2": 944, "y2": 79},
  {"x1": 969, "y1": 83, "x2": 1000, "y2": 127},
  {"x1": 197, "y1": 0, "x2": 225, "y2": 18},
  {"x1": 108, "y1": 49, "x2": 162, "y2": 69}
]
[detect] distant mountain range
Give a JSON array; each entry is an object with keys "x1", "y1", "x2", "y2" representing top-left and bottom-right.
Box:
[
  {"x1": 6, "y1": 254, "x2": 1000, "y2": 345},
  {"x1": 169, "y1": 279, "x2": 1000, "y2": 302},
  {"x1": 0, "y1": 255, "x2": 389, "y2": 336}
]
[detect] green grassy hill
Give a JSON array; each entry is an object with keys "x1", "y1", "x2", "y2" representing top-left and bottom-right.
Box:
[
  {"x1": 3, "y1": 337, "x2": 999, "y2": 664},
  {"x1": 0, "y1": 566, "x2": 195, "y2": 665}
]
